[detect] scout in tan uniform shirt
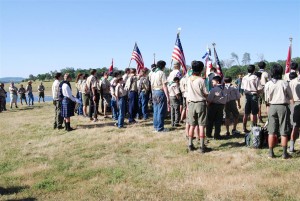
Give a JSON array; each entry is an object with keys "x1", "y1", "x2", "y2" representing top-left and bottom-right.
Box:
[
  {"x1": 137, "y1": 68, "x2": 150, "y2": 120},
  {"x1": 124, "y1": 68, "x2": 138, "y2": 123},
  {"x1": 37, "y1": 82, "x2": 45, "y2": 103},
  {"x1": 224, "y1": 77, "x2": 241, "y2": 136},
  {"x1": 284, "y1": 62, "x2": 298, "y2": 81},
  {"x1": 115, "y1": 77, "x2": 127, "y2": 128},
  {"x1": 186, "y1": 61, "x2": 208, "y2": 153},
  {"x1": 168, "y1": 77, "x2": 181, "y2": 127},
  {"x1": 180, "y1": 73, "x2": 188, "y2": 123},
  {"x1": 241, "y1": 65, "x2": 263, "y2": 132},
  {"x1": 150, "y1": 60, "x2": 170, "y2": 132},
  {"x1": 206, "y1": 76, "x2": 227, "y2": 140},
  {"x1": 264, "y1": 64, "x2": 294, "y2": 159},
  {"x1": 288, "y1": 68, "x2": 300, "y2": 153},
  {"x1": 86, "y1": 69, "x2": 98, "y2": 121},
  {"x1": 257, "y1": 61, "x2": 269, "y2": 123},
  {"x1": 101, "y1": 72, "x2": 111, "y2": 118},
  {"x1": 18, "y1": 84, "x2": 27, "y2": 105}
]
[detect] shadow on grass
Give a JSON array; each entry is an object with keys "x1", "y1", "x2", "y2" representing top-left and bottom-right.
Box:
[
  {"x1": 219, "y1": 141, "x2": 245, "y2": 148},
  {"x1": 77, "y1": 122, "x2": 116, "y2": 129},
  {"x1": 0, "y1": 186, "x2": 32, "y2": 196},
  {"x1": 6, "y1": 198, "x2": 37, "y2": 201}
]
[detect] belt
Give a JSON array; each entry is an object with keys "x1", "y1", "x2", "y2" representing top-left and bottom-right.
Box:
[
  {"x1": 153, "y1": 88, "x2": 163, "y2": 91},
  {"x1": 189, "y1": 100, "x2": 206, "y2": 103}
]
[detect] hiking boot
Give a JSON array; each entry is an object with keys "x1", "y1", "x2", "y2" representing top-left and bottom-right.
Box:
[
  {"x1": 232, "y1": 129, "x2": 241, "y2": 135},
  {"x1": 225, "y1": 132, "x2": 230, "y2": 136},
  {"x1": 199, "y1": 146, "x2": 206, "y2": 154}
]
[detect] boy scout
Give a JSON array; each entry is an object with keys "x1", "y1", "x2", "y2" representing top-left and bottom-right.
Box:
[
  {"x1": 186, "y1": 61, "x2": 208, "y2": 153},
  {"x1": 168, "y1": 77, "x2": 181, "y2": 127},
  {"x1": 86, "y1": 69, "x2": 98, "y2": 122},
  {"x1": 241, "y1": 65, "x2": 263, "y2": 132},
  {"x1": 257, "y1": 61, "x2": 269, "y2": 123},
  {"x1": 18, "y1": 84, "x2": 28, "y2": 105},
  {"x1": 115, "y1": 77, "x2": 127, "y2": 128},
  {"x1": 0, "y1": 83, "x2": 6, "y2": 112},
  {"x1": 207, "y1": 76, "x2": 227, "y2": 139},
  {"x1": 264, "y1": 64, "x2": 293, "y2": 159},
  {"x1": 101, "y1": 72, "x2": 111, "y2": 118},
  {"x1": 224, "y1": 77, "x2": 241, "y2": 136},
  {"x1": 284, "y1": 62, "x2": 298, "y2": 81},
  {"x1": 137, "y1": 68, "x2": 150, "y2": 120},
  {"x1": 38, "y1": 82, "x2": 45, "y2": 103},
  {"x1": 124, "y1": 68, "x2": 138, "y2": 124},
  {"x1": 288, "y1": 67, "x2": 300, "y2": 153}
]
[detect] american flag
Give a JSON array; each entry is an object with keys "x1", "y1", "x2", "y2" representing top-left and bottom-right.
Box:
[
  {"x1": 131, "y1": 43, "x2": 144, "y2": 73},
  {"x1": 108, "y1": 58, "x2": 113, "y2": 73},
  {"x1": 202, "y1": 48, "x2": 212, "y2": 77},
  {"x1": 213, "y1": 47, "x2": 223, "y2": 78},
  {"x1": 172, "y1": 33, "x2": 187, "y2": 74},
  {"x1": 285, "y1": 44, "x2": 292, "y2": 74}
]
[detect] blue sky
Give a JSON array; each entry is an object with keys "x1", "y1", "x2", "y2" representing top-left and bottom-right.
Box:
[{"x1": 0, "y1": 0, "x2": 299, "y2": 77}]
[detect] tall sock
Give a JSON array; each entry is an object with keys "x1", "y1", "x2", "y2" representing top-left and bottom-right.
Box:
[
  {"x1": 269, "y1": 148, "x2": 274, "y2": 157},
  {"x1": 290, "y1": 140, "x2": 295, "y2": 151},
  {"x1": 188, "y1": 137, "x2": 193, "y2": 146},
  {"x1": 283, "y1": 146, "x2": 288, "y2": 156},
  {"x1": 200, "y1": 138, "x2": 205, "y2": 149}
]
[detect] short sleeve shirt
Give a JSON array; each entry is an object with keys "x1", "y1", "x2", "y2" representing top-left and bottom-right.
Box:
[
  {"x1": 150, "y1": 70, "x2": 167, "y2": 90},
  {"x1": 186, "y1": 75, "x2": 208, "y2": 102}
]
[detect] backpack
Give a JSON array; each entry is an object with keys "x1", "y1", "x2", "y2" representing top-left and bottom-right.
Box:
[{"x1": 245, "y1": 126, "x2": 268, "y2": 149}]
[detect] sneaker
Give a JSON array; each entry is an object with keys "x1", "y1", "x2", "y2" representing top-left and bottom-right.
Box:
[
  {"x1": 232, "y1": 129, "x2": 240, "y2": 135},
  {"x1": 93, "y1": 119, "x2": 98, "y2": 122},
  {"x1": 268, "y1": 152, "x2": 275, "y2": 159},
  {"x1": 175, "y1": 124, "x2": 181, "y2": 127},
  {"x1": 114, "y1": 122, "x2": 118, "y2": 126},
  {"x1": 282, "y1": 153, "x2": 292, "y2": 159},
  {"x1": 187, "y1": 144, "x2": 196, "y2": 152},
  {"x1": 288, "y1": 148, "x2": 295, "y2": 153},
  {"x1": 179, "y1": 120, "x2": 184, "y2": 124},
  {"x1": 118, "y1": 126, "x2": 126, "y2": 129},
  {"x1": 243, "y1": 128, "x2": 251, "y2": 133},
  {"x1": 57, "y1": 126, "x2": 64, "y2": 130},
  {"x1": 199, "y1": 147, "x2": 206, "y2": 154},
  {"x1": 157, "y1": 128, "x2": 169, "y2": 132},
  {"x1": 225, "y1": 132, "x2": 230, "y2": 136}
]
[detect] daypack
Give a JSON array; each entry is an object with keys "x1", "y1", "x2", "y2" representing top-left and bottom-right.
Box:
[{"x1": 245, "y1": 126, "x2": 268, "y2": 149}]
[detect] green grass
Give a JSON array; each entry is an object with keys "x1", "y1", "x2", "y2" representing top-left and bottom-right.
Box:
[{"x1": 1, "y1": 101, "x2": 300, "y2": 200}]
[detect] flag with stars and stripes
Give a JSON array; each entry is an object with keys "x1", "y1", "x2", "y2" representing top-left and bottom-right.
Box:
[
  {"x1": 213, "y1": 47, "x2": 223, "y2": 78},
  {"x1": 172, "y1": 33, "x2": 187, "y2": 74},
  {"x1": 131, "y1": 43, "x2": 144, "y2": 74}
]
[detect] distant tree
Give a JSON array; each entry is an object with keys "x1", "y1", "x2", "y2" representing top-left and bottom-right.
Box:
[
  {"x1": 221, "y1": 59, "x2": 235, "y2": 68},
  {"x1": 256, "y1": 53, "x2": 265, "y2": 62},
  {"x1": 242, "y1": 52, "x2": 251, "y2": 65},
  {"x1": 28, "y1": 74, "x2": 36, "y2": 81},
  {"x1": 231, "y1": 52, "x2": 241, "y2": 66}
]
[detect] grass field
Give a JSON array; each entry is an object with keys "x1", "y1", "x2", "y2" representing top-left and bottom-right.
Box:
[{"x1": 1, "y1": 82, "x2": 300, "y2": 201}]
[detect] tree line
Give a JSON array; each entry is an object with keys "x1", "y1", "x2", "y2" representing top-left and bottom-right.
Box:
[{"x1": 24, "y1": 54, "x2": 300, "y2": 82}]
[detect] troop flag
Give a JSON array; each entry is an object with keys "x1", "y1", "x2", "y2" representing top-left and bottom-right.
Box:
[
  {"x1": 285, "y1": 43, "x2": 292, "y2": 74},
  {"x1": 171, "y1": 33, "x2": 187, "y2": 74},
  {"x1": 108, "y1": 58, "x2": 113, "y2": 73},
  {"x1": 213, "y1": 46, "x2": 223, "y2": 78},
  {"x1": 131, "y1": 43, "x2": 144, "y2": 74}
]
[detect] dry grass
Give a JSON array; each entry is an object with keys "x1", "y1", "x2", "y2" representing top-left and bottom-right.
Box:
[{"x1": 1, "y1": 91, "x2": 300, "y2": 200}]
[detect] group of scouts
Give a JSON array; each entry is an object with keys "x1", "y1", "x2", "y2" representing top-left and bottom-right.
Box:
[
  {"x1": 51, "y1": 60, "x2": 300, "y2": 159},
  {"x1": 0, "y1": 81, "x2": 46, "y2": 112}
]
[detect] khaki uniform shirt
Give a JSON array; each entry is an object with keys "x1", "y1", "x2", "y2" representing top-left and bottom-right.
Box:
[
  {"x1": 125, "y1": 75, "x2": 138, "y2": 91},
  {"x1": 86, "y1": 75, "x2": 97, "y2": 91},
  {"x1": 180, "y1": 76, "x2": 187, "y2": 98},
  {"x1": 115, "y1": 83, "x2": 127, "y2": 98},
  {"x1": 264, "y1": 79, "x2": 293, "y2": 104},
  {"x1": 207, "y1": 85, "x2": 227, "y2": 104},
  {"x1": 38, "y1": 85, "x2": 45, "y2": 92},
  {"x1": 168, "y1": 82, "x2": 180, "y2": 97},
  {"x1": 289, "y1": 76, "x2": 300, "y2": 102},
  {"x1": 18, "y1": 87, "x2": 26, "y2": 94},
  {"x1": 101, "y1": 79, "x2": 111, "y2": 94},
  {"x1": 259, "y1": 70, "x2": 269, "y2": 86},
  {"x1": 241, "y1": 73, "x2": 263, "y2": 94},
  {"x1": 150, "y1": 70, "x2": 167, "y2": 90},
  {"x1": 137, "y1": 76, "x2": 150, "y2": 92},
  {"x1": 284, "y1": 70, "x2": 298, "y2": 81},
  {"x1": 225, "y1": 84, "x2": 240, "y2": 102},
  {"x1": 186, "y1": 75, "x2": 208, "y2": 102}
]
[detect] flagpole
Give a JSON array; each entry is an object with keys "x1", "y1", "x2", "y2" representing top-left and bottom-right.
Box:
[
  {"x1": 128, "y1": 42, "x2": 136, "y2": 68},
  {"x1": 170, "y1": 28, "x2": 181, "y2": 73},
  {"x1": 212, "y1": 42, "x2": 216, "y2": 64},
  {"x1": 289, "y1": 36, "x2": 293, "y2": 58},
  {"x1": 153, "y1": 53, "x2": 156, "y2": 64}
]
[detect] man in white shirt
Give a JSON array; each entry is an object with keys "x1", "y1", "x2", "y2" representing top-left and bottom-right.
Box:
[{"x1": 52, "y1": 73, "x2": 64, "y2": 129}]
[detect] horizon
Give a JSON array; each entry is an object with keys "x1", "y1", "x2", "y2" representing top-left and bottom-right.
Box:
[{"x1": 1, "y1": 0, "x2": 299, "y2": 78}]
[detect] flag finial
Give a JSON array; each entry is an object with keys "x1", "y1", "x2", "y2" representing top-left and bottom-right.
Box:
[
  {"x1": 289, "y1": 36, "x2": 293, "y2": 44},
  {"x1": 212, "y1": 42, "x2": 216, "y2": 47},
  {"x1": 177, "y1": 27, "x2": 181, "y2": 35}
]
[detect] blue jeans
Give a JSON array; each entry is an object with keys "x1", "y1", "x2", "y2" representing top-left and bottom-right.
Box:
[
  {"x1": 138, "y1": 91, "x2": 149, "y2": 119},
  {"x1": 77, "y1": 92, "x2": 83, "y2": 115},
  {"x1": 152, "y1": 90, "x2": 167, "y2": 131},
  {"x1": 28, "y1": 92, "x2": 34, "y2": 105},
  {"x1": 128, "y1": 91, "x2": 138, "y2": 122},
  {"x1": 111, "y1": 96, "x2": 118, "y2": 120},
  {"x1": 118, "y1": 97, "x2": 125, "y2": 127}
]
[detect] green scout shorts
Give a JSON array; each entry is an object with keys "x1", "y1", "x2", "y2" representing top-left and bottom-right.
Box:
[
  {"x1": 82, "y1": 93, "x2": 90, "y2": 106},
  {"x1": 258, "y1": 93, "x2": 265, "y2": 105},
  {"x1": 225, "y1": 100, "x2": 239, "y2": 119},
  {"x1": 292, "y1": 102, "x2": 300, "y2": 127},
  {"x1": 245, "y1": 94, "x2": 259, "y2": 115},
  {"x1": 268, "y1": 104, "x2": 291, "y2": 136},
  {"x1": 188, "y1": 101, "x2": 207, "y2": 126}
]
